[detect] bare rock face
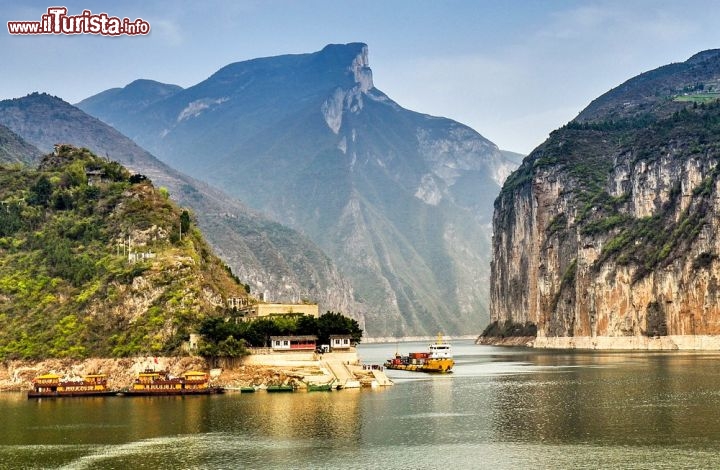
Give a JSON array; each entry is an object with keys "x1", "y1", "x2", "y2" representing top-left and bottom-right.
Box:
[
  {"x1": 490, "y1": 50, "x2": 720, "y2": 348},
  {"x1": 321, "y1": 45, "x2": 374, "y2": 135}
]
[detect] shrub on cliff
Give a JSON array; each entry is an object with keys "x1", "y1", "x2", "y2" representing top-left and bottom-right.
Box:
[{"x1": 481, "y1": 321, "x2": 538, "y2": 338}]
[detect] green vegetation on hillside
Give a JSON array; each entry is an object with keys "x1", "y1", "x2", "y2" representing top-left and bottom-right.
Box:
[
  {"x1": 0, "y1": 145, "x2": 246, "y2": 359},
  {"x1": 674, "y1": 93, "x2": 720, "y2": 104},
  {"x1": 480, "y1": 320, "x2": 537, "y2": 338}
]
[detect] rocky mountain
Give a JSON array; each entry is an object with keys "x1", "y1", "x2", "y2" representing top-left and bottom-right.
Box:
[
  {"x1": 0, "y1": 144, "x2": 246, "y2": 359},
  {"x1": 0, "y1": 124, "x2": 42, "y2": 165},
  {"x1": 79, "y1": 43, "x2": 520, "y2": 336},
  {"x1": 0, "y1": 93, "x2": 357, "y2": 323},
  {"x1": 488, "y1": 49, "x2": 720, "y2": 348}
]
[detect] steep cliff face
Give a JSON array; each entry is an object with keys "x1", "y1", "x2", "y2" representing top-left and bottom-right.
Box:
[{"x1": 490, "y1": 50, "x2": 720, "y2": 348}]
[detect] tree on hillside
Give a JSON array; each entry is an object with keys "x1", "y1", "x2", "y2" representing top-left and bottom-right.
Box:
[
  {"x1": 244, "y1": 318, "x2": 277, "y2": 348},
  {"x1": 29, "y1": 175, "x2": 52, "y2": 206},
  {"x1": 296, "y1": 315, "x2": 318, "y2": 335},
  {"x1": 317, "y1": 311, "x2": 362, "y2": 345},
  {"x1": 180, "y1": 210, "x2": 191, "y2": 234}
]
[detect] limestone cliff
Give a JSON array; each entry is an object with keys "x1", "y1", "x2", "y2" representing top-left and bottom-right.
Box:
[{"x1": 489, "y1": 50, "x2": 720, "y2": 349}]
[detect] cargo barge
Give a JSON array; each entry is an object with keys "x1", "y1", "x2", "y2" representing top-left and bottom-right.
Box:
[{"x1": 384, "y1": 336, "x2": 454, "y2": 373}]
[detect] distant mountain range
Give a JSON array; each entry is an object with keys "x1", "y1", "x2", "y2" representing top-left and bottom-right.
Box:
[
  {"x1": 0, "y1": 93, "x2": 358, "y2": 325},
  {"x1": 79, "y1": 43, "x2": 521, "y2": 336}
]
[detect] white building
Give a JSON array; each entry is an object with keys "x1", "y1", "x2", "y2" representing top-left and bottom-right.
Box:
[
  {"x1": 270, "y1": 335, "x2": 318, "y2": 351},
  {"x1": 329, "y1": 335, "x2": 353, "y2": 350}
]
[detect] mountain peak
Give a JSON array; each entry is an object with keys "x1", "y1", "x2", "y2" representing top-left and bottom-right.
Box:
[
  {"x1": 318, "y1": 43, "x2": 373, "y2": 91},
  {"x1": 686, "y1": 48, "x2": 720, "y2": 65},
  {"x1": 319, "y1": 42, "x2": 368, "y2": 55},
  {"x1": 16, "y1": 92, "x2": 63, "y2": 104},
  {"x1": 76, "y1": 79, "x2": 182, "y2": 117},
  {"x1": 576, "y1": 48, "x2": 720, "y2": 122},
  {"x1": 197, "y1": 42, "x2": 373, "y2": 98},
  {"x1": 122, "y1": 78, "x2": 183, "y2": 95}
]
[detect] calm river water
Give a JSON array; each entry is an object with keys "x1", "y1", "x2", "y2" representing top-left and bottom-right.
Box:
[{"x1": 4, "y1": 341, "x2": 720, "y2": 469}]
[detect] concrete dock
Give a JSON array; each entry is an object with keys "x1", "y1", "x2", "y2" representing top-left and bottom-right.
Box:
[{"x1": 241, "y1": 348, "x2": 392, "y2": 388}]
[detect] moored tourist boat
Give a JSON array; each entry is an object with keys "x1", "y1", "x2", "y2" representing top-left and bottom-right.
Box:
[
  {"x1": 28, "y1": 373, "x2": 117, "y2": 398},
  {"x1": 384, "y1": 335, "x2": 454, "y2": 373},
  {"x1": 122, "y1": 369, "x2": 224, "y2": 396}
]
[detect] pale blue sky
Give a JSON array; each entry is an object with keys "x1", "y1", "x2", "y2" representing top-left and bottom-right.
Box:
[{"x1": 2, "y1": 0, "x2": 719, "y2": 153}]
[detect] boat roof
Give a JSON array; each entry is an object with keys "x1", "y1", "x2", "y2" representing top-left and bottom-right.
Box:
[
  {"x1": 182, "y1": 371, "x2": 207, "y2": 376},
  {"x1": 35, "y1": 373, "x2": 61, "y2": 379}
]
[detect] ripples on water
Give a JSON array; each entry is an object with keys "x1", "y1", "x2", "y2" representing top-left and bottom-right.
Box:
[{"x1": 4, "y1": 341, "x2": 720, "y2": 469}]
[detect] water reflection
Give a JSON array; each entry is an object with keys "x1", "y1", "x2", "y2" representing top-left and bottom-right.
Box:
[
  {"x1": 488, "y1": 350, "x2": 720, "y2": 447},
  {"x1": 4, "y1": 343, "x2": 720, "y2": 468}
]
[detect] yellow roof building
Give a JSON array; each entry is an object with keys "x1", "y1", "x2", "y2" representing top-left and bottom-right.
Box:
[{"x1": 238, "y1": 302, "x2": 319, "y2": 320}]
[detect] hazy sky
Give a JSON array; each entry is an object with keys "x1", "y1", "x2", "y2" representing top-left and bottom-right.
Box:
[{"x1": 2, "y1": 0, "x2": 719, "y2": 154}]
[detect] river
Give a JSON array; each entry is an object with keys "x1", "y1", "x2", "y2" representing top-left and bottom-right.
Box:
[{"x1": 4, "y1": 340, "x2": 720, "y2": 469}]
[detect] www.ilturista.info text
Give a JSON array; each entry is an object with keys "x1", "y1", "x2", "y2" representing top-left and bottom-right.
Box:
[{"x1": 7, "y1": 7, "x2": 150, "y2": 36}]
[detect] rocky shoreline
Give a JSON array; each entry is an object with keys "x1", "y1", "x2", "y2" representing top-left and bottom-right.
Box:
[
  {"x1": 0, "y1": 351, "x2": 384, "y2": 392},
  {"x1": 475, "y1": 336, "x2": 535, "y2": 347}
]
